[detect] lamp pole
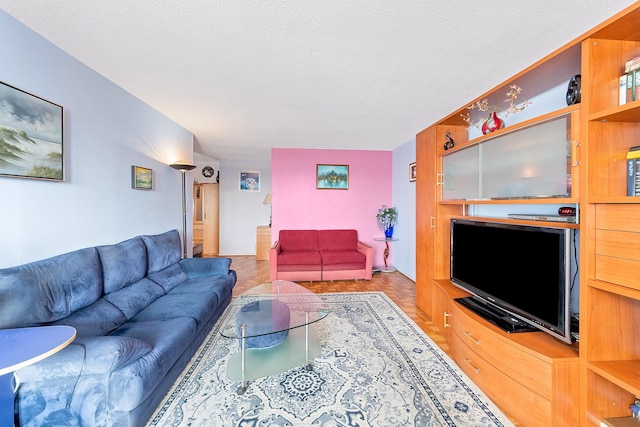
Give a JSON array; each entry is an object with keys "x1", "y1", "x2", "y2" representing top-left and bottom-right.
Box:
[{"x1": 170, "y1": 162, "x2": 197, "y2": 258}]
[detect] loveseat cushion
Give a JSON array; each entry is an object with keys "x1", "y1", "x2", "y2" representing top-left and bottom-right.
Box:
[
  {"x1": 321, "y1": 249, "x2": 366, "y2": 266},
  {"x1": 277, "y1": 251, "x2": 322, "y2": 266},
  {"x1": 97, "y1": 236, "x2": 148, "y2": 294},
  {"x1": 318, "y1": 229, "x2": 359, "y2": 251},
  {"x1": 0, "y1": 247, "x2": 103, "y2": 329},
  {"x1": 278, "y1": 230, "x2": 319, "y2": 252},
  {"x1": 141, "y1": 229, "x2": 182, "y2": 274}
]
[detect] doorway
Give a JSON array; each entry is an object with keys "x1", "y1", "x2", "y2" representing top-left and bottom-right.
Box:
[{"x1": 193, "y1": 183, "x2": 219, "y2": 256}]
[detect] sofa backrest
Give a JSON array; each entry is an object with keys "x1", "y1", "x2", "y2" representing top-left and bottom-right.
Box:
[
  {"x1": 141, "y1": 229, "x2": 182, "y2": 273},
  {"x1": 278, "y1": 230, "x2": 319, "y2": 252},
  {"x1": 142, "y1": 229, "x2": 188, "y2": 292},
  {"x1": 97, "y1": 236, "x2": 148, "y2": 294},
  {"x1": 0, "y1": 247, "x2": 103, "y2": 329},
  {"x1": 318, "y1": 229, "x2": 359, "y2": 251}
]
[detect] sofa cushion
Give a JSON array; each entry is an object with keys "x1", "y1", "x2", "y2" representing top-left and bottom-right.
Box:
[
  {"x1": 278, "y1": 230, "x2": 319, "y2": 252},
  {"x1": 75, "y1": 336, "x2": 153, "y2": 373},
  {"x1": 52, "y1": 298, "x2": 127, "y2": 337},
  {"x1": 141, "y1": 229, "x2": 182, "y2": 274},
  {"x1": 131, "y1": 291, "x2": 218, "y2": 328},
  {"x1": 97, "y1": 236, "x2": 148, "y2": 294},
  {"x1": 277, "y1": 251, "x2": 322, "y2": 266},
  {"x1": 104, "y1": 278, "x2": 165, "y2": 320},
  {"x1": 0, "y1": 247, "x2": 103, "y2": 328},
  {"x1": 109, "y1": 317, "x2": 198, "y2": 411},
  {"x1": 147, "y1": 263, "x2": 188, "y2": 292},
  {"x1": 321, "y1": 249, "x2": 366, "y2": 266},
  {"x1": 318, "y1": 229, "x2": 359, "y2": 251}
]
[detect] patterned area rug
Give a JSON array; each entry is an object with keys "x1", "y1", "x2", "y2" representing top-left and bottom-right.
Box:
[{"x1": 147, "y1": 292, "x2": 514, "y2": 427}]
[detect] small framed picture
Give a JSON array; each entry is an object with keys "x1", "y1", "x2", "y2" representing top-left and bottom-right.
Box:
[
  {"x1": 409, "y1": 162, "x2": 416, "y2": 182},
  {"x1": 317, "y1": 164, "x2": 349, "y2": 189},
  {"x1": 240, "y1": 171, "x2": 260, "y2": 191},
  {"x1": 132, "y1": 166, "x2": 153, "y2": 190}
]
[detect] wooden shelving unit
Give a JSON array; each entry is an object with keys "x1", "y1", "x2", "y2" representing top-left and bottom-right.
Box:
[{"x1": 415, "y1": 3, "x2": 640, "y2": 426}]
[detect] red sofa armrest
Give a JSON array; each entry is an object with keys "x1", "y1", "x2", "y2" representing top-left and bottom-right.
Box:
[
  {"x1": 269, "y1": 241, "x2": 281, "y2": 281},
  {"x1": 358, "y1": 241, "x2": 373, "y2": 280}
]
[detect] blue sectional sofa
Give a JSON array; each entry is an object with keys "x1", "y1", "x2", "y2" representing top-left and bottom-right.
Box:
[{"x1": 0, "y1": 229, "x2": 236, "y2": 426}]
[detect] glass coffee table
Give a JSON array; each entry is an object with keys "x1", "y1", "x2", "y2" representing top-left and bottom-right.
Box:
[{"x1": 220, "y1": 280, "x2": 330, "y2": 394}]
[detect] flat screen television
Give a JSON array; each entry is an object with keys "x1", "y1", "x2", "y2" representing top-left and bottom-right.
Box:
[{"x1": 450, "y1": 218, "x2": 572, "y2": 344}]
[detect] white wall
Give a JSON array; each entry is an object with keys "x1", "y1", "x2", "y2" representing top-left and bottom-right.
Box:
[
  {"x1": 392, "y1": 139, "x2": 417, "y2": 281},
  {"x1": 219, "y1": 158, "x2": 272, "y2": 255},
  {"x1": 0, "y1": 11, "x2": 194, "y2": 268}
]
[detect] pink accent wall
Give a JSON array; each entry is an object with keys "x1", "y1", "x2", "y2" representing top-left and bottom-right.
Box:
[{"x1": 272, "y1": 148, "x2": 392, "y2": 267}]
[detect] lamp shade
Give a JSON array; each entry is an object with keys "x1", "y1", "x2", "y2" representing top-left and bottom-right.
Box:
[
  {"x1": 170, "y1": 161, "x2": 196, "y2": 172},
  {"x1": 263, "y1": 193, "x2": 272, "y2": 206}
]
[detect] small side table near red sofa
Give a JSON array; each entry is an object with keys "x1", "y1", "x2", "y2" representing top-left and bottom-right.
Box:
[{"x1": 270, "y1": 229, "x2": 373, "y2": 281}]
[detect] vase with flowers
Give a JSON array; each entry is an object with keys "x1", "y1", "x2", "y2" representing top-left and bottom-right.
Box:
[
  {"x1": 376, "y1": 205, "x2": 398, "y2": 238},
  {"x1": 461, "y1": 85, "x2": 531, "y2": 134}
]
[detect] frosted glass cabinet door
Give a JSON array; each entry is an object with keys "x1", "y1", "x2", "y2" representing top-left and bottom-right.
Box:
[
  {"x1": 442, "y1": 144, "x2": 480, "y2": 200},
  {"x1": 481, "y1": 116, "x2": 570, "y2": 199}
]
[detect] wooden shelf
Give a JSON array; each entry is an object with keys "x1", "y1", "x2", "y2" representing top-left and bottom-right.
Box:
[
  {"x1": 588, "y1": 360, "x2": 640, "y2": 397},
  {"x1": 458, "y1": 216, "x2": 580, "y2": 230},
  {"x1": 589, "y1": 101, "x2": 640, "y2": 123},
  {"x1": 440, "y1": 197, "x2": 578, "y2": 205}
]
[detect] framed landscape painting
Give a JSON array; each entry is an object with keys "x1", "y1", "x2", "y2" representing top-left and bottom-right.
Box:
[
  {"x1": 0, "y1": 82, "x2": 64, "y2": 181},
  {"x1": 317, "y1": 164, "x2": 349, "y2": 189},
  {"x1": 131, "y1": 165, "x2": 153, "y2": 190}
]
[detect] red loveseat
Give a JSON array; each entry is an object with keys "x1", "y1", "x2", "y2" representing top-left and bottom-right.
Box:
[{"x1": 269, "y1": 229, "x2": 373, "y2": 281}]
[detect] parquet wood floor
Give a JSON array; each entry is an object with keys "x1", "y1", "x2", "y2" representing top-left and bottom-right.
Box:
[
  {"x1": 228, "y1": 256, "x2": 450, "y2": 356},
  {"x1": 225, "y1": 256, "x2": 522, "y2": 426}
]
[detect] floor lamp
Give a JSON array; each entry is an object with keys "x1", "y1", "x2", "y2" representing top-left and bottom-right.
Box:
[{"x1": 170, "y1": 161, "x2": 196, "y2": 258}]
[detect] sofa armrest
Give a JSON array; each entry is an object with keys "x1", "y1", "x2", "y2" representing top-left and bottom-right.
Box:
[
  {"x1": 16, "y1": 336, "x2": 154, "y2": 381},
  {"x1": 269, "y1": 241, "x2": 281, "y2": 281},
  {"x1": 358, "y1": 241, "x2": 374, "y2": 274},
  {"x1": 178, "y1": 257, "x2": 232, "y2": 278}
]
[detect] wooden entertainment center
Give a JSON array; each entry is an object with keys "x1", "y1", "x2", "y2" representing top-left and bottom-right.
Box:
[{"x1": 415, "y1": 3, "x2": 640, "y2": 427}]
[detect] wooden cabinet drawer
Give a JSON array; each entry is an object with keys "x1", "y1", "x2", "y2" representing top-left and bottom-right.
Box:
[
  {"x1": 595, "y1": 205, "x2": 640, "y2": 289},
  {"x1": 450, "y1": 303, "x2": 553, "y2": 399},
  {"x1": 450, "y1": 331, "x2": 551, "y2": 427},
  {"x1": 596, "y1": 204, "x2": 640, "y2": 233}
]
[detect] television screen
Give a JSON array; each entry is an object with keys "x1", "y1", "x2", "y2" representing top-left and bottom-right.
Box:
[{"x1": 450, "y1": 219, "x2": 571, "y2": 343}]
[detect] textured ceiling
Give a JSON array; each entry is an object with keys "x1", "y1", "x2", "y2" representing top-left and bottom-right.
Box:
[{"x1": 0, "y1": 1, "x2": 637, "y2": 159}]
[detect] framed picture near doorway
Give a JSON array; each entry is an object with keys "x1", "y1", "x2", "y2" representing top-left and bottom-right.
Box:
[{"x1": 240, "y1": 171, "x2": 260, "y2": 191}]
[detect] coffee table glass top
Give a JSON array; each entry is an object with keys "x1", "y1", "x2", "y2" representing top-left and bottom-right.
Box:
[{"x1": 220, "y1": 280, "x2": 330, "y2": 340}]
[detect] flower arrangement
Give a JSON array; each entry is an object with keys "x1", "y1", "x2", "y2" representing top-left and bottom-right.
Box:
[
  {"x1": 461, "y1": 85, "x2": 531, "y2": 129},
  {"x1": 376, "y1": 205, "x2": 398, "y2": 232}
]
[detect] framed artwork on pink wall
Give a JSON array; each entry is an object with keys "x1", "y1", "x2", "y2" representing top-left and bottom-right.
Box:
[{"x1": 316, "y1": 164, "x2": 349, "y2": 189}]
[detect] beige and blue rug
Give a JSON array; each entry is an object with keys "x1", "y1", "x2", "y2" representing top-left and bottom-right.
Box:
[{"x1": 147, "y1": 292, "x2": 514, "y2": 427}]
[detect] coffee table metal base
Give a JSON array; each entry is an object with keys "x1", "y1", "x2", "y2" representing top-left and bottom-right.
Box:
[{"x1": 227, "y1": 325, "x2": 321, "y2": 394}]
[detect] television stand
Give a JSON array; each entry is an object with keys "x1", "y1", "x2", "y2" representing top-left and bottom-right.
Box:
[{"x1": 455, "y1": 296, "x2": 536, "y2": 333}]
